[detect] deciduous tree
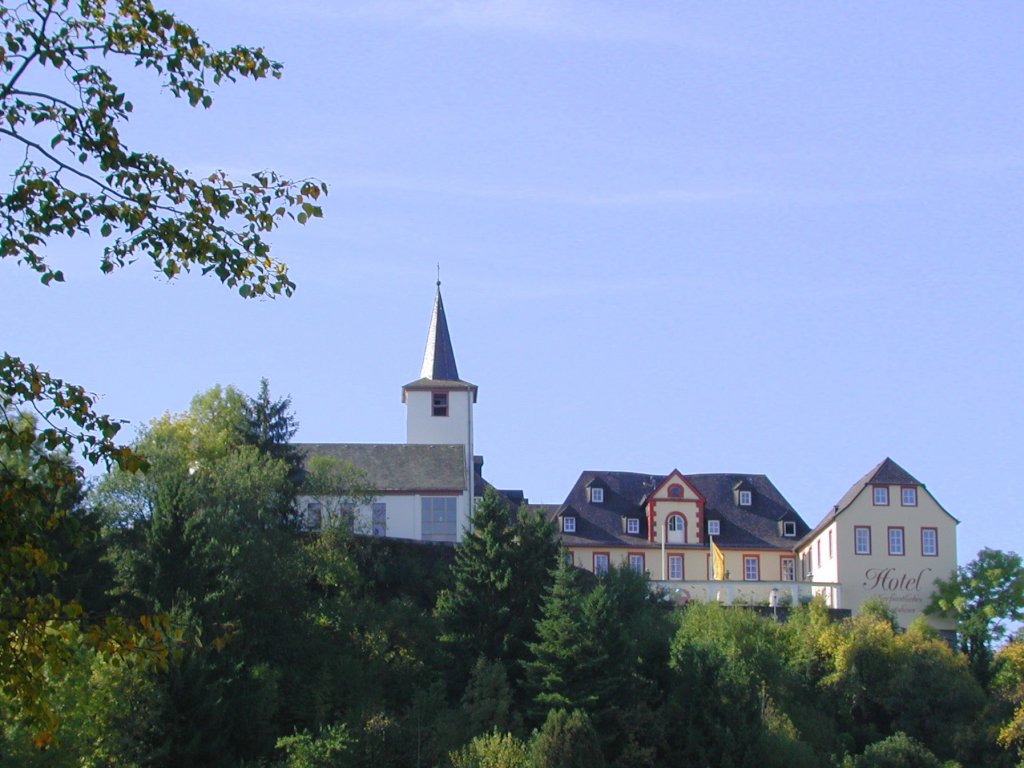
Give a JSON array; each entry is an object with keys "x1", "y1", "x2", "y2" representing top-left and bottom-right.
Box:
[
  {"x1": 928, "y1": 548, "x2": 1024, "y2": 683},
  {"x1": 0, "y1": 0, "x2": 323, "y2": 741}
]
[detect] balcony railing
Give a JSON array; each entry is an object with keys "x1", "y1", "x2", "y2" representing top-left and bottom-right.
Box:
[{"x1": 649, "y1": 579, "x2": 842, "y2": 609}]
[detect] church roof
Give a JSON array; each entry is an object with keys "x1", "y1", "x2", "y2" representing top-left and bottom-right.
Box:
[
  {"x1": 297, "y1": 443, "x2": 466, "y2": 492},
  {"x1": 419, "y1": 284, "x2": 461, "y2": 382}
]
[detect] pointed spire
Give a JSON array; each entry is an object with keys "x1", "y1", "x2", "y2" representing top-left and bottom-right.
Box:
[{"x1": 419, "y1": 281, "x2": 461, "y2": 381}]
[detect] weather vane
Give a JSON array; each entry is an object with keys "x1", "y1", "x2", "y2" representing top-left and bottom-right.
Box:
[{"x1": 436, "y1": 263, "x2": 441, "y2": 288}]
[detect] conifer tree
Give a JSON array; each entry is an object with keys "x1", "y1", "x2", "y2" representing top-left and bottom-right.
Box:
[
  {"x1": 242, "y1": 378, "x2": 303, "y2": 488},
  {"x1": 435, "y1": 488, "x2": 557, "y2": 692},
  {"x1": 524, "y1": 557, "x2": 612, "y2": 726}
]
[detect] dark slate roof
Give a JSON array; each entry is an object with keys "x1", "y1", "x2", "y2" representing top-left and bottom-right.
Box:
[
  {"x1": 802, "y1": 457, "x2": 953, "y2": 544},
  {"x1": 548, "y1": 470, "x2": 809, "y2": 551},
  {"x1": 297, "y1": 443, "x2": 466, "y2": 492},
  {"x1": 419, "y1": 285, "x2": 461, "y2": 382}
]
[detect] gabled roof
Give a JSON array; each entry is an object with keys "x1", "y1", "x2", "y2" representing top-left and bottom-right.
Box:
[
  {"x1": 297, "y1": 443, "x2": 466, "y2": 493},
  {"x1": 802, "y1": 457, "x2": 956, "y2": 544},
  {"x1": 549, "y1": 470, "x2": 809, "y2": 550}
]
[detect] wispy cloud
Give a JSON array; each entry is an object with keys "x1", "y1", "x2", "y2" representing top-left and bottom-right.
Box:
[
  {"x1": 327, "y1": 170, "x2": 753, "y2": 207},
  {"x1": 326, "y1": 170, "x2": 909, "y2": 208},
  {"x1": 239, "y1": 0, "x2": 736, "y2": 51}
]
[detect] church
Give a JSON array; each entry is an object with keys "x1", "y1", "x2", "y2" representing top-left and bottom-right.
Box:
[
  {"x1": 298, "y1": 284, "x2": 957, "y2": 632},
  {"x1": 297, "y1": 282, "x2": 521, "y2": 543}
]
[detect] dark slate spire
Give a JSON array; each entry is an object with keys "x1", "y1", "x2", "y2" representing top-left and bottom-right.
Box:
[{"x1": 420, "y1": 281, "x2": 460, "y2": 381}]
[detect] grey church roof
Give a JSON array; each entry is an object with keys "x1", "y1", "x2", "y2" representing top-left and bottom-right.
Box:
[
  {"x1": 419, "y1": 284, "x2": 461, "y2": 382},
  {"x1": 550, "y1": 470, "x2": 809, "y2": 550},
  {"x1": 297, "y1": 443, "x2": 466, "y2": 492}
]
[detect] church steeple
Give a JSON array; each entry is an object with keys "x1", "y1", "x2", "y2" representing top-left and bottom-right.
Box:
[{"x1": 420, "y1": 282, "x2": 461, "y2": 382}]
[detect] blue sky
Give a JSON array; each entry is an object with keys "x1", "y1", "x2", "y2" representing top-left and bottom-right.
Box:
[{"x1": 3, "y1": 2, "x2": 1022, "y2": 565}]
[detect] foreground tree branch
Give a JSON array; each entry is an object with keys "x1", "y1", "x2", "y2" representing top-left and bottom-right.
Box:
[{"x1": 0, "y1": 0, "x2": 326, "y2": 745}]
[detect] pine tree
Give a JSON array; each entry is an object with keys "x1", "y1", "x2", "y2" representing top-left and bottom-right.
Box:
[
  {"x1": 524, "y1": 557, "x2": 609, "y2": 724},
  {"x1": 242, "y1": 378, "x2": 303, "y2": 488},
  {"x1": 435, "y1": 488, "x2": 557, "y2": 693}
]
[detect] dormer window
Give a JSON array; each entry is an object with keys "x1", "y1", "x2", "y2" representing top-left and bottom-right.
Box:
[
  {"x1": 783, "y1": 521, "x2": 796, "y2": 537},
  {"x1": 873, "y1": 486, "x2": 889, "y2": 506},
  {"x1": 707, "y1": 519, "x2": 720, "y2": 537},
  {"x1": 739, "y1": 490, "x2": 752, "y2": 507},
  {"x1": 627, "y1": 518, "x2": 640, "y2": 535},
  {"x1": 590, "y1": 487, "x2": 604, "y2": 503},
  {"x1": 562, "y1": 516, "x2": 576, "y2": 533},
  {"x1": 432, "y1": 392, "x2": 449, "y2": 417}
]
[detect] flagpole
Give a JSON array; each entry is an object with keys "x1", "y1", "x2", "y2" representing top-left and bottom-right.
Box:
[{"x1": 661, "y1": 518, "x2": 666, "y2": 582}]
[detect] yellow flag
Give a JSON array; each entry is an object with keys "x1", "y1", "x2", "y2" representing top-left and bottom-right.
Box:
[{"x1": 711, "y1": 538, "x2": 726, "y2": 581}]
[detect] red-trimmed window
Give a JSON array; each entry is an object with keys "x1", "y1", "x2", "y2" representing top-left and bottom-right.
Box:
[
  {"x1": 873, "y1": 486, "x2": 889, "y2": 506},
  {"x1": 743, "y1": 555, "x2": 760, "y2": 581},
  {"x1": 781, "y1": 557, "x2": 795, "y2": 582},
  {"x1": 921, "y1": 527, "x2": 938, "y2": 557},
  {"x1": 668, "y1": 484, "x2": 683, "y2": 498},
  {"x1": 854, "y1": 526, "x2": 871, "y2": 555},
  {"x1": 628, "y1": 552, "x2": 645, "y2": 574},
  {"x1": 432, "y1": 392, "x2": 449, "y2": 417},
  {"x1": 668, "y1": 555, "x2": 683, "y2": 580},
  {"x1": 901, "y1": 487, "x2": 918, "y2": 506},
  {"x1": 888, "y1": 526, "x2": 905, "y2": 556},
  {"x1": 593, "y1": 552, "x2": 610, "y2": 575}
]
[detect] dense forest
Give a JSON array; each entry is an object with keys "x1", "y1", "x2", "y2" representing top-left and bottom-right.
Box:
[{"x1": 3, "y1": 382, "x2": 1024, "y2": 768}]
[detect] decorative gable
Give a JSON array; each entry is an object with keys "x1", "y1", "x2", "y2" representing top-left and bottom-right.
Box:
[{"x1": 646, "y1": 470, "x2": 706, "y2": 545}]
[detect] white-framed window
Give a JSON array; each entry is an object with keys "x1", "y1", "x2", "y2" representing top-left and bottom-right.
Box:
[
  {"x1": 628, "y1": 553, "x2": 644, "y2": 574},
  {"x1": 668, "y1": 555, "x2": 683, "y2": 580},
  {"x1": 781, "y1": 557, "x2": 796, "y2": 582},
  {"x1": 828, "y1": 530, "x2": 833, "y2": 559},
  {"x1": 783, "y1": 521, "x2": 796, "y2": 537},
  {"x1": 593, "y1": 553, "x2": 610, "y2": 575},
  {"x1": 855, "y1": 526, "x2": 871, "y2": 555},
  {"x1": 902, "y1": 487, "x2": 918, "y2": 506},
  {"x1": 667, "y1": 514, "x2": 686, "y2": 544},
  {"x1": 627, "y1": 518, "x2": 640, "y2": 534},
  {"x1": 590, "y1": 487, "x2": 604, "y2": 503},
  {"x1": 562, "y1": 516, "x2": 576, "y2": 533},
  {"x1": 739, "y1": 490, "x2": 752, "y2": 506},
  {"x1": 422, "y1": 496, "x2": 458, "y2": 542},
  {"x1": 921, "y1": 528, "x2": 938, "y2": 557},
  {"x1": 873, "y1": 486, "x2": 889, "y2": 506},
  {"x1": 743, "y1": 556, "x2": 759, "y2": 581},
  {"x1": 707, "y1": 519, "x2": 720, "y2": 536},
  {"x1": 888, "y1": 526, "x2": 905, "y2": 556}
]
